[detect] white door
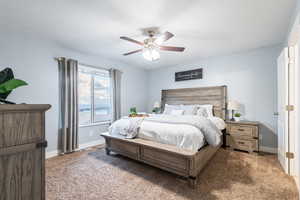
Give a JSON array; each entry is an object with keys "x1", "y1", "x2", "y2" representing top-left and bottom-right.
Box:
[
  {"x1": 289, "y1": 46, "x2": 296, "y2": 176},
  {"x1": 277, "y1": 47, "x2": 289, "y2": 173}
]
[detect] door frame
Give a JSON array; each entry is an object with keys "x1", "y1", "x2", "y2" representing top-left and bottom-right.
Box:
[
  {"x1": 277, "y1": 47, "x2": 290, "y2": 173},
  {"x1": 288, "y1": 46, "x2": 296, "y2": 176},
  {"x1": 286, "y1": 11, "x2": 300, "y2": 195}
]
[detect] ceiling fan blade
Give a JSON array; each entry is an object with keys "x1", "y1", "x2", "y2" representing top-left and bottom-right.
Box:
[
  {"x1": 155, "y1": 31, "x2": 174, "y2": 45},
  {"x1": 123, "y1": 49, "x2": 143, "y2": 56},
  {"x1": 120, "y1": 36, "x2": 144, "y2": 46},
  {"x1": 159, "y1": 46, "x2": 185, "y2": 52}
]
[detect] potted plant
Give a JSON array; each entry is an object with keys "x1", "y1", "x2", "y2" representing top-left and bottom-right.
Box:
[
  {"x1": 234, "y1": 113, "x2": 241, "y2": 122},
  {"x1": 152, "y1": 101, "x2": 161, "y2": 114},
  {"x1": 152, "y1": 107, "x2": 160, "y2": 114},
  {"x1": 0, "y1": 68, "x2": 28, "y2": 104},
  {"x1": 129, "y1": 107, "x2": 137, "y2": 117}
]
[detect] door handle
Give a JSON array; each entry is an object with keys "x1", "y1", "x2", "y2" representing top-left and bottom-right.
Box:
[{"x1": 274, "y1": 112, "x2": 279, "y2": 116}]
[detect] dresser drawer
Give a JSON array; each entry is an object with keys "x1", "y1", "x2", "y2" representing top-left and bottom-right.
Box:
[
  {"x1": 227, "y1": 135, "x2": 258, "y2": 152},
  {"x1": 230, "y1": 125, "x2": 258, "y2": 138},
  {"x1": 232, "y1": 139, "x2": 253, "y2": 152},
  {"x1": 0, "y1": 112, "x2": 43, "y2": 148}
]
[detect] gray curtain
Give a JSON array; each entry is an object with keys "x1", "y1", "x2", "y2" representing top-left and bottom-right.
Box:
[
  {"x1": 110, "y1": 69, "x2": 122, "y2": 121},
  {"x1": 57, "y1": 57, "x2": 79, "y2": 154}
]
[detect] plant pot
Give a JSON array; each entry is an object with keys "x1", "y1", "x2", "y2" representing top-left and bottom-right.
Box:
[{"x1": 234, "y1": 117, "x2": 241, "y2": 122}]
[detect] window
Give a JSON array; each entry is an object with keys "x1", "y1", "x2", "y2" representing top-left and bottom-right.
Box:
[{"x1": 78, "y1": 65, "x2": 112, "y2": 126}]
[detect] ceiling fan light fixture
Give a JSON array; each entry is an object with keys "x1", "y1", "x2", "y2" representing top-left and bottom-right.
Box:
[
  {"x1": 142, "y1": 47, "x2": 160, "y2": 61},
  {"x1": 120, "y1": 31, "x2": 184, "y2": 59}
]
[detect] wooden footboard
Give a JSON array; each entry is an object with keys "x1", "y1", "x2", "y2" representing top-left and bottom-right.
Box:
[{"x1": 101, "y1": 132, "x2": 221, "y2": 188}]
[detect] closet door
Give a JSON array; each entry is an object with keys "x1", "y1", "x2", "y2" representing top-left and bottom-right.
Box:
[{"x1": 277, "y1": 47, "x2": 289, "y2": 173}]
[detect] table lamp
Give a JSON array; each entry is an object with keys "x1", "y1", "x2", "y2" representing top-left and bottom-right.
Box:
[
  {"x1": 153, "y1": 101, "x2": 161, "y2": 114},
  {"x1": 228, "y1": 100, "x2": 240, "y2": 121}
]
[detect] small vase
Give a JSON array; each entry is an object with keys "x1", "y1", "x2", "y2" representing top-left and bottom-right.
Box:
[{"x1": 234, "y1": 117, "x2": 240, "y2": 122}]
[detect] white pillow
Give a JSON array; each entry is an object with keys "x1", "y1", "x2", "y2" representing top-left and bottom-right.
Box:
[
  {"x1": 180, "y1": 105, "x2": 198, "y2": 115},
  {"x1": 208, "y1": 116, "x2": 226, "y2": 130},
  {"x1": 163, "y1": 104, "x2": 181, "y2": 115},
  {"x1": 197, "y1": 107, "x2": 209, "y2": 117},
  {"x1": 170, "y1": 109, "x2": 184, "y2": 116},
  {"x1": 198, "y1": 104, "x2": 214, "y2": 117}
]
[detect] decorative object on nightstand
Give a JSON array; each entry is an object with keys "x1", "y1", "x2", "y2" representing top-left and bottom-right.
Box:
[
  {"x1": 129, "y1": 107, "x2": 137, "y2": 115},
  {"x1": 227, "y1": 100, "x2": 240, "y2": 121},
  {"x1": 152, "y1": 101, "x2": 161, "y2": 114},
  {"x1": 128, "y1": 107, "x2": 149, "y2": 117},
  {"x1": 226, "y1": 121, "x2": 259, "y2": 153},
  {"x1": 233, "y1": 112, "x2": 241, "y2": 122}
]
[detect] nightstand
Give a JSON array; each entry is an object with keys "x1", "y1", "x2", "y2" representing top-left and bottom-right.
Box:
[{"x1": 226, "y1": 121, "x2": 259, "y2": 153}]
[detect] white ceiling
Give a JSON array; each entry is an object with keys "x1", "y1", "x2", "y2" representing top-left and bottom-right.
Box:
[{"x1": 0, "y1": 0, "x2": 296, "y2": 69}]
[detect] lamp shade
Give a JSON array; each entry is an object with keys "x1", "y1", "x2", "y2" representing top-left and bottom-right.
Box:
[
  {"x1": 153, "y1": 101, "x2": 161, "y2": 108},
  {"x1": 228, "y1": 100, "x2": 240, "y2": 110}
]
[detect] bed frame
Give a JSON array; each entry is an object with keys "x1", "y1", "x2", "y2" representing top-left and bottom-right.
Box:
[{"x1": 101, "y1": 86, "x2": 227, "y2": 188}]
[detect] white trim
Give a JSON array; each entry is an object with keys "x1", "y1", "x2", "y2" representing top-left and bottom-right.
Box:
[
  {"x1": 295, "y1": 34, "x2": 300, "y2": 200},
  {"x1": 79, "y1": 121, "x2": 111, "y2": 128},
  {"x1": 260, "y1": 146, "x2": 277, "y2": 154},
  {"x1": 78, "y1": 139, "x2": 105, "y2": 150},
  {"x1": 46, "y1": 139, "x2": 104, "y2": 159},
  {"x1": 46, "y1": 150, "x2": 59, "y2": 159}
]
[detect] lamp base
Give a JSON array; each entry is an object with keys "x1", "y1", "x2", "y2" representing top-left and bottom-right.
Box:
[{"x1": 230, "y1": 110, "x2": 235, "y2": 121}]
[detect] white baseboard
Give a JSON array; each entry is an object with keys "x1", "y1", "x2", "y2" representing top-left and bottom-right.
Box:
[
  {"x1": 78, "y1": 139, "x2": 105, "y2": 150},
  {"x1": 46, "y1": 150, "x2": 59, "y2": 159},
  {"x1": 260, "y1": 146, "x2": 277, "y2": 154},
  {"x1": 46, "y1": 139, "x2": 104, "y2": 159}
]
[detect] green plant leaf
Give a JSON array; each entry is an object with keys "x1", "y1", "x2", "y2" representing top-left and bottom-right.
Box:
[
  {"x1": 234, "y1": 113, "x2": 241, "y2": 117},
  {"x1": 0, "y1": 79, "x2": 28, "y2": 94}
]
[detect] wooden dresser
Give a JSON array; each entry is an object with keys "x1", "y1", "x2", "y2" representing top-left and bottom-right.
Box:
[
  {"x1": 226, "y1": 121, "x2": 259, "y2": 153},
  {"x1": 0, "y1": 104, "x2": 51, "y2": 200}
]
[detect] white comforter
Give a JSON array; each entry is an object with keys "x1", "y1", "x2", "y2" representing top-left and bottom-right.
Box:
[{"x1": 108, "y1": 114, "x2": 225, "y2": 152}]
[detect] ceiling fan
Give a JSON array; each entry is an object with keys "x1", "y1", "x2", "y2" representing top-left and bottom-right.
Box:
[{"x1": 120, "y1": 31, "x2": 185, "y2": 61}]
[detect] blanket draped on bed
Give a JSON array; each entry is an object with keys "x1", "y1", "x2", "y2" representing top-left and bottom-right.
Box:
[{"x1": 108, "y1": 115, "x2": 222, "y2": 147}]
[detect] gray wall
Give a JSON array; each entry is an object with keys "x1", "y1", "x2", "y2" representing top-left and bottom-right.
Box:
[
  {"x1": 0, "y1": 32, "x2": 284, "y2": 151},
  {"x1": 0, "y1": 33, "x2": 148, "y2": 152},
  {"x1": 147, "y1": 45, "x2": 281, "y2": 148}
]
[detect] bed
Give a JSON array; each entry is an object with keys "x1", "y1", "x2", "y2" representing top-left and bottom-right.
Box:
[{"x1": 101, "y1": 86, "x2": 227, "y2": 188}]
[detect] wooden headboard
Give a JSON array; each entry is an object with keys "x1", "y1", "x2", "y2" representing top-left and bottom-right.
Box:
[{"x1": 161, "y1": 86, "x2": 227, "y2": 120}]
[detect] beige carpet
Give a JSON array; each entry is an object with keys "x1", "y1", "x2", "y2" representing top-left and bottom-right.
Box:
[{"x1": 46, "y1": 147, "x2": 298, "y2": 200}]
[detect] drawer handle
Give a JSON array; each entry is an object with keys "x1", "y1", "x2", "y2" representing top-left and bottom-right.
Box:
[
  {"x1": 238, "y1": 128, "x2": 245, "y2": 131},
  {"x1": 238, "y1": 141, "x2": 245, "y2": 145},
  {"x1": 36, "y1": 141, "x2": 48, "y2": 148}
]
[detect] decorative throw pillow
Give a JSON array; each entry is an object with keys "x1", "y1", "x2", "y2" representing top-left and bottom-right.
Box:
[
  {"x1": 197, "y1": 107, "x2": 209, "y2": 117},
  {"x1": 163, "y1": 104, "x2": 181, "y2": 115},
  {"x1": 198, "y1": 104, "x2": 214, "y2": 117},
  {"x1": 180, "y1": 104, "x2": 198, "y2": 115},
  {"x1": 170, "y1": 109, "x2": 184, "y2": 116}
]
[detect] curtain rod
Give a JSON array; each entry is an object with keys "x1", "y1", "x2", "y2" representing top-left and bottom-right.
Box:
[{"x1": 54, "y1": 57, "x2": 115, "y2": 71}]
